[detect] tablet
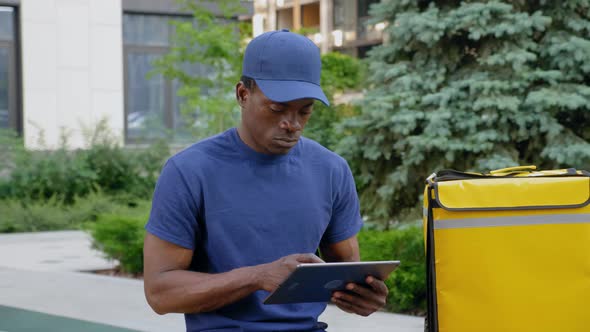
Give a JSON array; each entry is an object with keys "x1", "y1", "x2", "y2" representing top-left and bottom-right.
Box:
[{"x1": 263, "y1": 260, "x2": 400, "y2": 305}]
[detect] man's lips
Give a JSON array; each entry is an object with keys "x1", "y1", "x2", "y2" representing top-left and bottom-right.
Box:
[
  {"x1": 274, "y1": 137, "x2": 298, "y2": 143},
  {"x1": 273, "y1": 137, "x2": 299, "y2": 147}
]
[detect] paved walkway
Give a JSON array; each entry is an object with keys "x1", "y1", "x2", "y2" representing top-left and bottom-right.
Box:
[{"x1": 0, "y1": 231, "x2": 424, "y2": 332}]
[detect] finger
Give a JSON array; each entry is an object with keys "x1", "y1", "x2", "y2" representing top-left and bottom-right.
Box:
[
  {"x1": 309, "y1": 253, "x2": 325, "y2": 263},
  {"x1": 344, "y1": 283, "x2": 386, "y2": 307},
  {"x1": 333, "y1": 290, "x2": 379, "y2": 313},
  {"x1": 332, "y1": 297, "x2": 357, "y2": 314},
  {"x1": 297, "y1": 253, "x2": 325, "y2": 264},
  {"x1": 366, "y1": 276, "x2": 389, "y2": 295},
  {"x1": 332, "y1": 296, "x2": 373, "y2": 317},
  {"x1": 331, "y1": 296, "x2": 354, "y2": 314}
]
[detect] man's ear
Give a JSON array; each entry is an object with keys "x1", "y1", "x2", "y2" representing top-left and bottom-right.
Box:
[{"x1": 236, "y1": 82, "x2": 249, "y2": 107}]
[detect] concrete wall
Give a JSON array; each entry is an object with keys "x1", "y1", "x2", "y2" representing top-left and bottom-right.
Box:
[
  {"x1": 276, "y1": 7, "x2": 293, "y2": 31},
  {"x1": 21, "y1": 0, "x2": 124, "y2": 149}
]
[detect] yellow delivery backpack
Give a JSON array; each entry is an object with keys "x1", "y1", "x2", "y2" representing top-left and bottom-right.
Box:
[{"x1": 423, "y1": 166, "x2": 590, "y2": 332}]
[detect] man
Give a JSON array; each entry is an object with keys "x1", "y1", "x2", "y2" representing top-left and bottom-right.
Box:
[{"x1": 143, "y1": 29, "x2": 388, "y2": 332}]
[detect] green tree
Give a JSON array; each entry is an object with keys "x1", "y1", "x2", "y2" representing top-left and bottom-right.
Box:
[
  {"x1": 153, "y1": 0, "x2": 250, "y2": 139},
  {"x1": 339, "y1": 1, "x2": 590, "y2": 227}
]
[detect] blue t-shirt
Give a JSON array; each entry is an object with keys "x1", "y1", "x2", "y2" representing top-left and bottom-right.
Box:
[{"x1": 146, "y1": 128, "x2": 363, "y2": 332}]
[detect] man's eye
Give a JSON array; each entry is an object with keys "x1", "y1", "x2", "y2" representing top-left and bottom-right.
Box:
[{"x1": 270, "y1": 107, "x2": 283, "y2": 113}]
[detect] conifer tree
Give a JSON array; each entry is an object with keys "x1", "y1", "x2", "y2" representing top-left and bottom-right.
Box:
[{"x1": 339, "y1": 1, "x2": 590, "y2": 226}]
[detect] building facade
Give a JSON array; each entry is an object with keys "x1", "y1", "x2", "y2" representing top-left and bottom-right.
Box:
[
  {"x1": 0, "y1": 0, "x2": 378, "y2": 149},
  {"x1": 0, "y1": 0, "x2": 252, "y2": 149},
  {"x1": 252, "y1": 0, "x2": 384, "y2": 57}
]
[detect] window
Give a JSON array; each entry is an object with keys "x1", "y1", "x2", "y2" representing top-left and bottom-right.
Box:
[
  {"x1": 0, "y1": 6, "x2": 18, "y2": 132},
  {"x1": 333, "y1": 0, "x2": 355, "y2": 31},
  {"x1": 357, "y1": 0, "x2": 379, "y2": 40},
  {"x1": 332, "y1": 0, "x2": 357, "y2": 48},
  {"x1": 123, "y1": 13, "x2": 208, "y2": 143},
  {"x1": 357, "y1": 0, "x2": 379, "y2": 18}
]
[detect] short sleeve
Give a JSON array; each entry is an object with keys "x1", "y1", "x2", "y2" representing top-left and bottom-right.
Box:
[
  {"x1": 145, "y1": 159, "x2": 200, "y2": 250},
  {"x1": 321, "y1": 159, "x2": 363, "y2": 245}
]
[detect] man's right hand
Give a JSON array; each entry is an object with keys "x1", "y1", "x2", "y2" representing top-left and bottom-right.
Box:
[
  {"x1": 144, "y1": 235, "x2": 322, "y2": 315},
  {"x1": 256, "y1": 253, "x2": 324, "y2": 292}
]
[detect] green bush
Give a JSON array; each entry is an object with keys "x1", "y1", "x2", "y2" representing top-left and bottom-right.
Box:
[
  {"x1": 81, "y1": 140, "x2": 169, "y2": 199},
  {"x1": 304, "y1": 53, "x2": 364, "y2": 151},
  {"x1": 0, "y1": 192, "x2": 133, "y2": 233},
  {"x1": 320, "y1": 52, "x2": 365, "y2": 94},
  {"x1": 0, "y1": 137, "x2": 169, "y2": 204},
  {"x1": 3, "y1": 148, "x2": 98, "y2": 204},
  {"x1": 88, "y1": 201, "x2": 150, "y2": 274},
  {"x1": 358, "y1": 224, "x2": 426, "y2": 315},
  {"x1": 0, "y1": 129, "x2": 25, "y2": 177},
  {"x1": 67, "y1": 191, "x2": 127, "y2": 224},
  {"x1": 304, "y1": 103, "x2": 360, "y2": 152},
  {"x1": 0, "y1": 197, "x2": 72, "y2": 233}
]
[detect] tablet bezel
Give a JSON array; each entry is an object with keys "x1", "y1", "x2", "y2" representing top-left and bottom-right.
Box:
[{"x1": 263, "y1": 260, "x2": 400, "y2": 305}]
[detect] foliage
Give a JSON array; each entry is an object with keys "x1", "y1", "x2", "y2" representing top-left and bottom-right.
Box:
[
  {"x1": 304, "y1": 102, "x2": 360, "y2": 152},
  {"x1": 0, "y1": 192, "x2": 130, "y2": 233},
  {"x1": 339, "y1": 1, "x2": 590, "y2": 227},
  {"x1": 0, "y1": 129, "x2": 25, "y2": 176},
  {"x1": 0, "y1": 121, "x2": 169, "y2": 203},
  {"x1": 81, "y1": 140, "x2": 169, "y2": 200},
  {"x1": 295, "y1": 26, "x2": 320, "y2": 37},
  {"x1": 320, "y1": 52, "x2": 365, "y2": 95},
  {"x1": 0, "y1": 122, "x2": 163, "y2": 234},
  {"x1": 358, "y1": 224, "x2": 426, "y2": 314},
  {"x1": 66, "y1": 191, "x2": 129, "y2": 225},
  {"x1": 0, "y1": 197, "x2": 71, "y2": 233},
  {"x1": 304, "y1": 53, "x2": 365, "y2": 151},
  {"x1": 88, "y1": 201, "x2": 151, "y2": 275},
  {"x1": 2, "y1": 147, "x2": 98, "y2": 204},
  {"x1": 153, "y1": 0, "x2": 250, "y2": 140}
]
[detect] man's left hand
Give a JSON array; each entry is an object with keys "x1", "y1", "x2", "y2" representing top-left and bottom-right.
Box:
[{"x1": 331, "y1": 276, "x2": 388, "y2": 316}]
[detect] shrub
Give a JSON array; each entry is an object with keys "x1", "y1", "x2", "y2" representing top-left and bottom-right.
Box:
[
  {"x1": 304, "y1": 53, "x2": 364, "y2": 151},
  {"x1": 320, "y1": 52, "x2": 365, "y2": 94},
  {"x1": 81, "y1": 140, "x2": 169, "y2": 199},
  {"x1": 0, "y1": 192, "x2": 132, "y2": 233},
  {"x1": 0, "y1": 129, "x2": 25, "y2": 176},
  {"x1": 0, "y1": 137, "x2": 169, "y2": 204},
  {"x1": 2, "y1": 147, "x2": 98, "y2": 204},
  {"x1": 0, "y1": 197, "x2": 72, "y2": 233},
  {"x1": 0, "y1": 128, "x2": 93, "y2": 203},
  {"x1": 88, "y1": 201, "x2": 151, "y2": 274},
  {"x1": 67, "y1": 191, "x2": 126, "y2": 224},
  {"x1": 358, "y1": 224, "x2": 426, "y2": 315}
]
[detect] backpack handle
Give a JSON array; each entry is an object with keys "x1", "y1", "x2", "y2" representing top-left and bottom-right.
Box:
[{"x1": 489, "y1": 165, "x2": 537, "y2": 175}]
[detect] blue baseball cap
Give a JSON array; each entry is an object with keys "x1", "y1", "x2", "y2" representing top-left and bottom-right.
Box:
[{"x1": 242, "y1": 29, "x2": 329, "y2": 106}]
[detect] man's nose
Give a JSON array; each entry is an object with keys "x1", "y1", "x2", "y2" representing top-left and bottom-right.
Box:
[{"x1": 279, "y1": 115, "x2": 302, "y2": 132}]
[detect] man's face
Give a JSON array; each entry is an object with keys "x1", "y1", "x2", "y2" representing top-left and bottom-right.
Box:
[{"x1": 237, "y1": 81, "x2": 314, "y2": 155}]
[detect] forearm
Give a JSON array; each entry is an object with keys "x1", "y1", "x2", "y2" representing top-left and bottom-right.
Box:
[
  {"x1": 146, "y1": 265, "x2": 261, "y2": 314},
  {"x1": 321, "y1": 250, "x2": 359, "y2": 262},
  {"x1": 320, "y1": 236, "x2": 360, "y2": 263}
]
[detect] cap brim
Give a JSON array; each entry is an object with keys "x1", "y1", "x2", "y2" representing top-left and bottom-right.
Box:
[{"x1": 254, "y1": 79, "x2": 330, "y2": 106}]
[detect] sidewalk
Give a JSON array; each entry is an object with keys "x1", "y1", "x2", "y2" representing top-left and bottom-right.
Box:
[{"x1": 0, "y1": 231, "x2": 425, "y2": 332}]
